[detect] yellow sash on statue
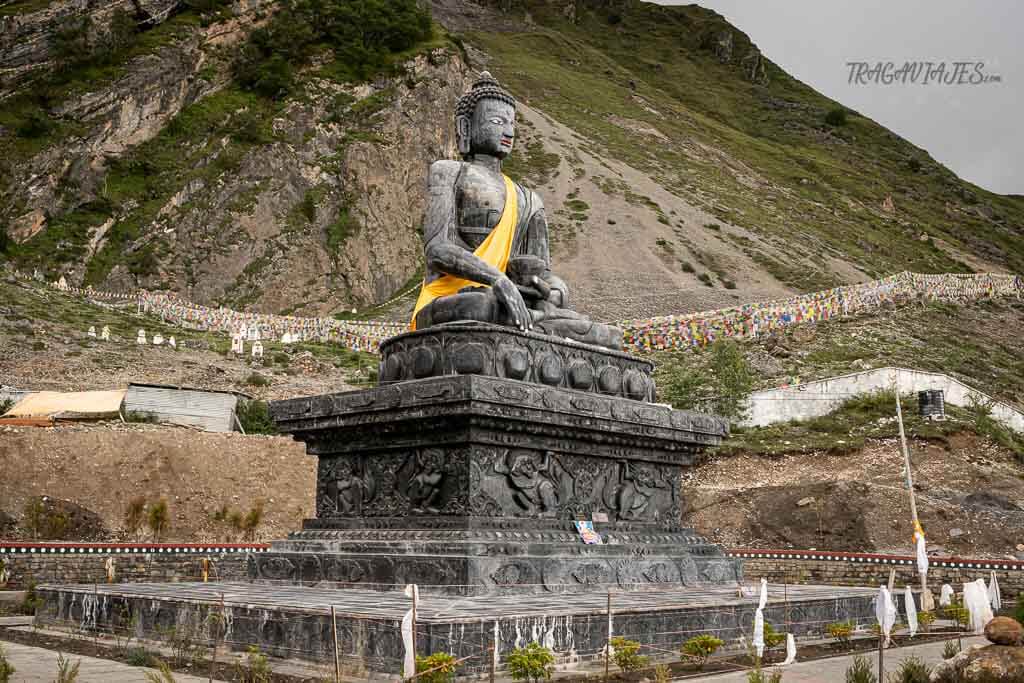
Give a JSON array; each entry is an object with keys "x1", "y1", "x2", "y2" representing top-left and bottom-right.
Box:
[{"x1": 410, "y1": 175, "x2": 518, "y2": 330}]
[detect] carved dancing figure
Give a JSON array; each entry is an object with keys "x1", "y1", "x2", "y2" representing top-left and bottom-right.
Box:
[
  {"x1": 398, "y1": 449, "x2": 447, "y2": 513},
  {"x1": 410, "y1": 72, "x2": 622, "y2": 351},
  {"x1": 614, "y1": 461, "x2": 658, "y2": 521}
]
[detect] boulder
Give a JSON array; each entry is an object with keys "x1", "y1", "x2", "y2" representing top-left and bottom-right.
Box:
[
  {"x1": 931, "y1": 644, "x2": 1024, "y2": 683},
  {"x1": 985, "y1": 617, "x2": 1024, "y2": 646}
]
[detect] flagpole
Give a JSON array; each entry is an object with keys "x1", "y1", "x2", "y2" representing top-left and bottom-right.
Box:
[{"x1": 893, "y1": 372, "x2": 929, "y2": 600}]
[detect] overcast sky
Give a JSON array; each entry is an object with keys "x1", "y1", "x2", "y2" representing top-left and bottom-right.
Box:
[{"x1": 653, "y1": 1, "x2": 1021, "y2": 195}]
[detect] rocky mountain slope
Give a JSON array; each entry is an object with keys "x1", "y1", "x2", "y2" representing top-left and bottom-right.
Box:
[{"x1": 1, "y1": 0, "x2": 1021, "y2": 320}]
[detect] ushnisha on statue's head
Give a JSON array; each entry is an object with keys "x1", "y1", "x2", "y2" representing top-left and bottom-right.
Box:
[{"x1": 455, "y1": 71, "x2": 517, "y2": 160}]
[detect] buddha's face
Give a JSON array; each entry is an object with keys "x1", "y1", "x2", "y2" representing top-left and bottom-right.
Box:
[{"x1": 470, "y1": 99, "x2": 515, "y2": 158}]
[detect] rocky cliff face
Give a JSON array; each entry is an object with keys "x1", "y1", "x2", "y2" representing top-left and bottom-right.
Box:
[{"x1": 1, "y1": 0, "x2": 473, "y2": 315}]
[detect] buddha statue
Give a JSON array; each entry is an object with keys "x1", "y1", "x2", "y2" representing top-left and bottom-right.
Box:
[{"x1": 411, "y1": 72, "x2": 622, "y2": 352}]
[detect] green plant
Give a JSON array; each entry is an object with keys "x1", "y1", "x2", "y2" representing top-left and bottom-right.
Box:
[
  {"x1": 698, "y1": 272, "x2": 714, "y2": 287},
  {"x1": 0, "y1": 398, "x2": 13, "y2": 415},
  {"x1": 234, "y1": 646, "x2": 272, "y2": 683},
  {"x1": 236, "y1": 400, "x2": 277, "y2": 434},
  {"x1": 54, "y1": 653, "x2": 81, "y2": 683},
  {"x1": 415, "y1": 651, "x2": 459, "y2": 683},
  {"x1": 143, "y1": 659, "x2": 177, "y2": 683},
  {"x1": 124, "y1": 410, "x2": 158, "y2": 424},
  {"x1": 507, "y1": 641, "x2": 555, "y2": 683},
  {"x1": 747, "y1": 666, "x2": 783, "y2": 683},
  {"x1": 241, "y1": 500, "x2": 264, "y2": 542},
  {"x1": 147, "y1": 499, "x2": 170, "y2": 541},
  {"x1": 889, "y1": 655, "x2": 931, "y2": 683},
  {"x1": 709, "y1": 340, "x2": 756, "y2": 421},
  {"x1": 1015, "y1": 592, "x2": 1024, "y2": 625},
  {"x1": 653, "y1": 663, "x2": 670, "y2": 683},
  {"x1": 827, "y1": 621, "x2": 854, "y2": 644},
  {"x1": 125, "y1": 496, "x2": 146, "y2": 534},
  {"x1": 244, "y1": 372, "x2": 270, "y2": 387},
  {"x1": 0, "y1": 644, "x2": 14, "y2": 683},
  {"x1": 19, "y1": 579, "x2": 42, "y2": 615},
  {"x1": 941, "y1": 640, "x2": 960, "y2": 660},
  {"x1": 825, "y1": 107, "x2": 848, "y2": 126},
  {"x1": 609, "y1": 636, "x2": 648, "y2": 672},
  {"x1": 943, "y1": 600, "x2": 969, "y2": 629},
  {"x1": 844, "y1": 655, "x2": 877, "y2": 683},
  {"x1": 763, "y1": 623, "x2": 786, "y2": 651},
  {"x1": 681, "y1": 634, "x2": 723, "y2": 670},
  {"x1": 127, "y1": 647, "x2": 155, "y2": 667},
  {"x1": 917, "y1": 611, "x2": 936, "y2": 632}
]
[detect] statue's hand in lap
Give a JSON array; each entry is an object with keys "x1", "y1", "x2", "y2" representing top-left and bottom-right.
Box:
[{"x1": 493, "y1": 275, "x2": 532, "y2": 332}]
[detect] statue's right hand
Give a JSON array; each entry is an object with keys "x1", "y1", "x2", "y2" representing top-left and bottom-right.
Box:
[{"x1": 493, "y1": 275, "x2": 532, "y2": 332}]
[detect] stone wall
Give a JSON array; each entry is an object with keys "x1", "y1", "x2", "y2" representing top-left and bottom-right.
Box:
[
  {"x1": 733, "y1": 550, "x2": 1024, "y2": 597},
  {"x1": 0, "y1": 544, "x2": 263, "y2": 590}
]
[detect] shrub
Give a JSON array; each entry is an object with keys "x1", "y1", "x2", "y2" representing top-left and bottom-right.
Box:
[
  {"x1": 890, "y1": 655, "x2": 931, "y2": 683},
  {"x1": 698, "y1": 272, "x2": 714, "y2": 287},
  {"x1": 681, "y1": 634, "x2": 723, "y2": 670},
  {"x1": 844, "y1": 655, "x2": 876, "y2": 683},
  {"x1": 244, "y1": 372, "x2": 270, "y2": 387},
  {"x1": 143, "y1": 660, "x2": 177, "y2": 683},
  {"x1": 0, "y1": 644, "x2": 14, "y2": 683},
  {"x1": 147, "y1": 499, "x2": 170, "y2": 541},
  {"x1": 236, "y1": 400, "x2": 277, "y2": 435},
  {"x1": 747, "y1": 667, "x2": 782, "y2": 683},
  {"x1": 235, "y1": 646, "x2": 271, "y2": 683},
  {"x1": 680, "y1": 261, "x2": 696, "y2": 273},
  {"x1": 942, "y1": 640, "x2": 960, "y2": 660},
  {"x1": 943, "y1": 600, "x2": 969, "y2": 628},
  {"x1": 19, "y1": 579, "x2": 41, "y2": 615},
  {"x1": 241, "y1": 500, "x2": 264, "y2": 542},
  {"x1": 125, "y1": 496, "x2": 146, "y2": 535},
  {"x1": 1015, "y1": 592, "x2": 1024, "y2": 625},
  {"x1": 917, "y1": 611, "x2": 936, "y2": 632},
  {"x1": 54, "y1": 653, "x2": 81, "y2": 683},
  {"x1": 124, "y1": 411, "x2": 158, "y2": 424},
  {"x1": 710, "y1": 340, "x2": 756, "y2": 421},
  {"x1": 825, "y1": 107, "x2": 848, "y2": 126},
  {"x1": 653, "y1": 663, "x2": 670, "y2": 683},
  {"x1": 415, "y1": 652, "x2": 459, "y2": 683},
  {"x1": 507, "y1": 642, "x2": 555, "y2": 683},
  {"x1": 126, "y1": 647, "x2": 155, "y2": 667},
  {"x1": 609, "y1": 636, "x2": 647, "y2": 672},
  {"x1": 827, "y1": 621, "x2": 854, "y2": 644},
  {"x1": 763, "y1": 623, "x2": 786, "y2": 650}
]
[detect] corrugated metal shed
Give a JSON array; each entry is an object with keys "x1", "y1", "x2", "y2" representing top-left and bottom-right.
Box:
[{"x1": 124, "y1": 384, "x2": 251, "y2": 433}]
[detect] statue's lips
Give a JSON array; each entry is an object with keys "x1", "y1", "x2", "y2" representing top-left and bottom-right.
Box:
[{"x1": 500, "y1": 137, "x2": 514, "y2": 147}]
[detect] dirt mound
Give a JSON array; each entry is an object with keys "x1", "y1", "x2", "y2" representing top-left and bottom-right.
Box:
[
  {"x1": 684, "y1": 432, "x2": 1024, "y2": 556},
  {"x1": 0, "y1": 422, "x2": 314, "y2": 543},
  {"x1": 17, "y1": 495, "x2": 109, "y2": 542}
]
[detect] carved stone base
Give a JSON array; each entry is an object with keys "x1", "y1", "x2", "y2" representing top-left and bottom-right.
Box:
[
  {"x1": 262, "y1": 374, "x2": 732, "y2": 595},
  {"x1": 379, "y1": 322, "x2": 656, "y2": 401}
]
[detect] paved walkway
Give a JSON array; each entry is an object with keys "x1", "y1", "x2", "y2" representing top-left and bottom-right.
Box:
[
  {"x1": 0, "y1": 641, "x2": 223, "y2": 682},
  {"x1": 697, "y1": 636, "x2": 985, "y2": 682}
]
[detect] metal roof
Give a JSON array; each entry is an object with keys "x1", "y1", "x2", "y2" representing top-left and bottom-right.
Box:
[{"x1": 124, "y1": 385, "x2": 242, "y2": 433}]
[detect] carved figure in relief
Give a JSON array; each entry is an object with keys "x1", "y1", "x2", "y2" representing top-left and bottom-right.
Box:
[
  {"x1": 490, "y1": 449, "x2": 574, "y2": 517},
  {"x1": 324, "y1": 459, "x2": 376, "y2": 515},
  {"x1": 398, "y1": 449, "x2": 447, "y2": 513}
]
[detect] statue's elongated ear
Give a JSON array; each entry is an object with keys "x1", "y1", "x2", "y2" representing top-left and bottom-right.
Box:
[{"x1": 456, "y1": 115, "x2": 472, "y2": 156}]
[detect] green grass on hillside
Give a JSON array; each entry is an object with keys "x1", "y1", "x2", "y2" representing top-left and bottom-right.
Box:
[
  {"x1": 653, "y1": 299, "x2": 1024, "y2": 410},
  {"x1": 718, "y1": 391, "x2": 1023, "y2": 461},
  {"x1": 467, "y1": 1, "x2": 1024, "y2": 286}
]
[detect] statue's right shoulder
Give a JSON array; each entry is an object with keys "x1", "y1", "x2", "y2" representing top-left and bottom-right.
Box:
[{"x1": 428, "y1": 160, "x2": 464, "y2": 187}]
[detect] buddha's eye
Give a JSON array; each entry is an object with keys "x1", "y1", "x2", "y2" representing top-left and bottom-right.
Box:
[{"x1": 489, "y1": 117, "x2": 504, "y2": 125}]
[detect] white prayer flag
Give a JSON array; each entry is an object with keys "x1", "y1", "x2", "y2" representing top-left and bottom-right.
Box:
[
  {"x1": 782, "y1": 633, "x2": 797, "y2": 665},
  {"x1": 940, "y1": 584, "x2": 954, "y2": 607},
  {"x1": 905, "y1": 585, "x2": 918, "y2": 637},
  {"x1": 988, "y1": 572, "x2": 1002, "y2": 611}
]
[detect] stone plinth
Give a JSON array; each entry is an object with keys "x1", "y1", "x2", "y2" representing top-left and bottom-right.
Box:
[
  {"x1": 255, "y1": 327, "x2": 733, "y2": 595},
  {"x1": 36, "y1": 582, "x2": 879, "y2": 675}
]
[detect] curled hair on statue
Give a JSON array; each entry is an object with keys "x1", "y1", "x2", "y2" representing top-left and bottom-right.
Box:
[{"x1": 454, "y1": 71, "x2": 516, "y2": 160}]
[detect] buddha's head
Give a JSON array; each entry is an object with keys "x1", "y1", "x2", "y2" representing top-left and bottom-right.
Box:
[{"x1": 455, "y1": 72, "x2": 516, "y2": 160}]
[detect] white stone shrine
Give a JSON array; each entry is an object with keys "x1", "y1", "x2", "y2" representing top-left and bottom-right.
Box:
[{"x1": 136, "y1": 329, "x2": 147, "y2": 345}]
